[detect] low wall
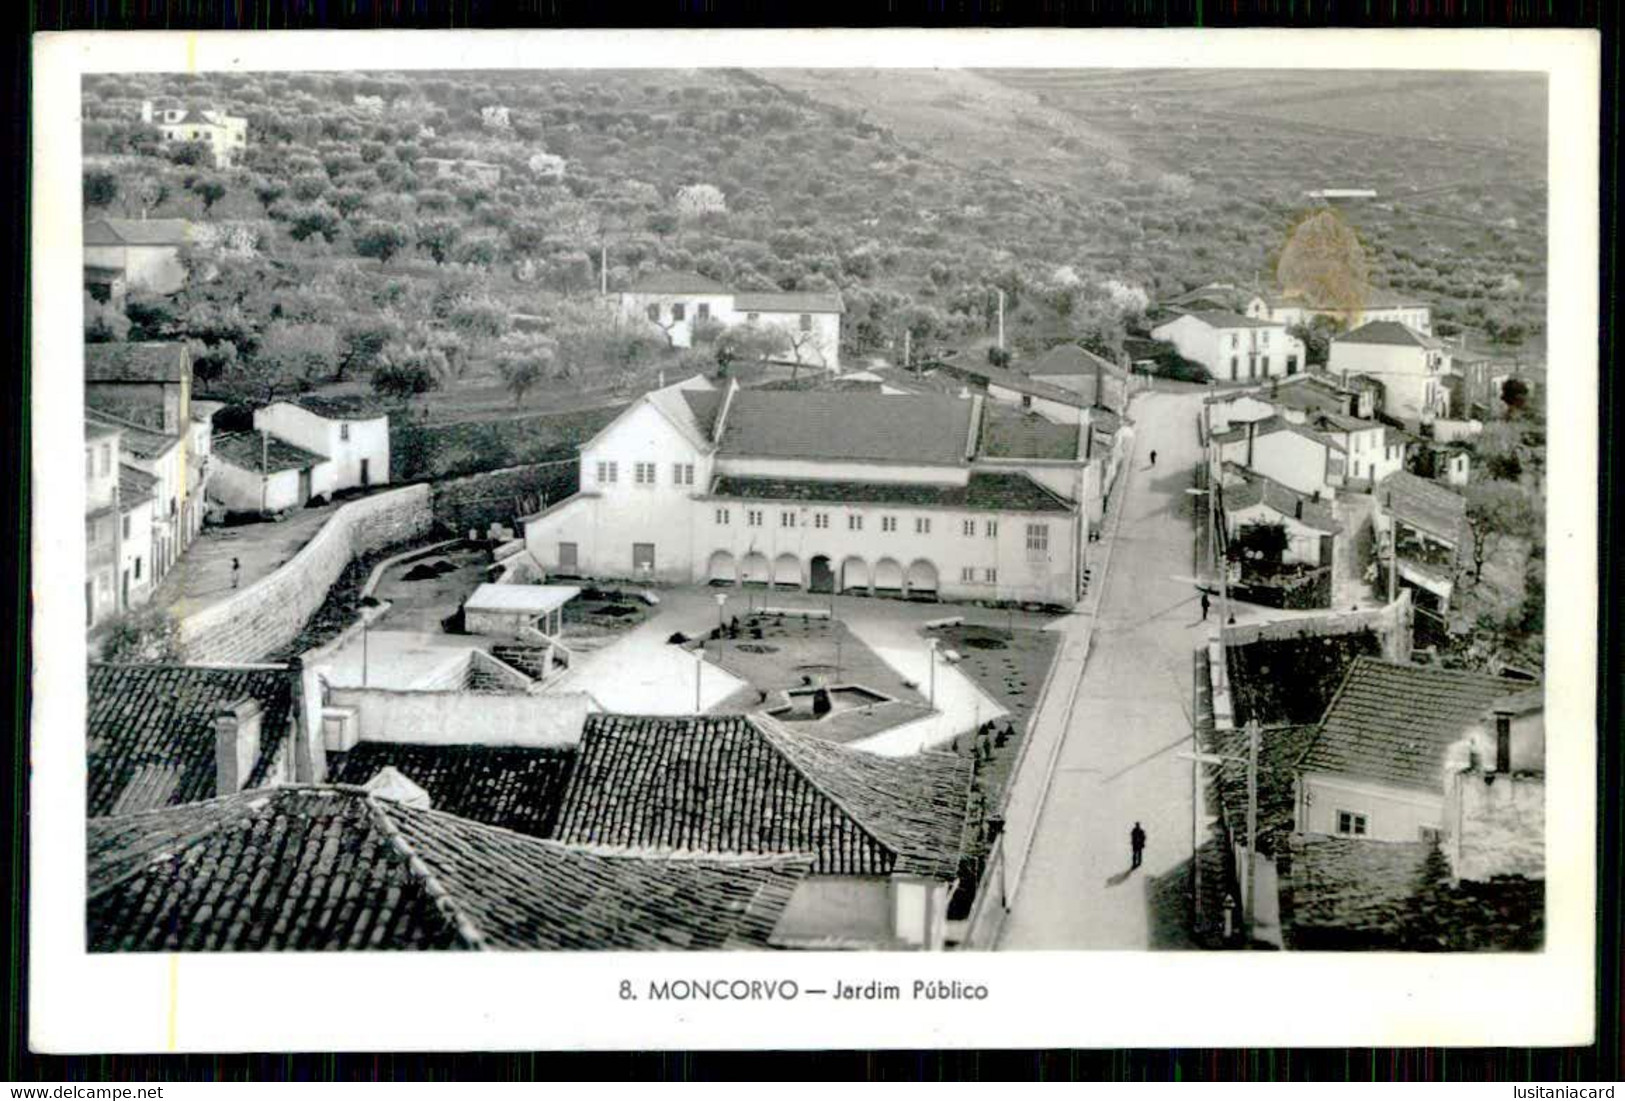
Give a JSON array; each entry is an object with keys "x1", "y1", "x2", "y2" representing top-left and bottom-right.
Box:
[
  {"x1": 324, "y1": 686, "x2": 598, "y2": 746},
  {"x1": 180, "y1": 485, "x2": 434, "y2": 664},
  {"x1": 1220, "y1": 590, "x2": 1413, "y2": 662}
]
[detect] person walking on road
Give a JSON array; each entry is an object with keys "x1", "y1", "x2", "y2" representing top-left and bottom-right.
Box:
[
  {"x1": 1149, "y1": 449, "x2": 1158, "y2": 468},
  {"x1": 231, "y1": 557, "x2": 241, "y2": 591},
  {"x1": 1201, "y1": 591, "x2": 1211, "y2": 621},
  {"x1": 1130, "y1": 822, "x2": 1147, "y2": 870}
]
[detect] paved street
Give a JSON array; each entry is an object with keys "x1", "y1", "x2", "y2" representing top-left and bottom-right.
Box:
[{"x1": 1000, "y1": 387, "x2": 1212, "y2": 950}]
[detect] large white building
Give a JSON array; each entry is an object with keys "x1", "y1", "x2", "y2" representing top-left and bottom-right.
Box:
[
  {"x1": 523, "y1": 378, "x2": 1108, "y2": 608},
  {"x1": 141, "y1": 101, "x2": 248, "y2": 168},
  {"x1": 1327, "y1": 320, "x2": 1453, "y2": 427},
  {"x1": 254, "y1": 397, "x2": 390, "y2": 494},
  {"x1": 1245, "y1": 289, "x2": 1432, "y2": 336},
  {"x1": 1151, "y1": 310, "x2": 1306, "y2": 383},
  {"x1": 616, "y1": 272, "x2": 845, "y2": 372}
]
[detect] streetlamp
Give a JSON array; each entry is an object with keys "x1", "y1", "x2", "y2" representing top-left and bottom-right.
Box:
[
  {"x1": 694, "y1": 646, "x2": 704, "y2": 715},
  {"x1": 926, "y1": 637, "x2": 939, "y2": 708},
  {"x1": 715, "y1": 591, "x2": 729, "y2": 632}
]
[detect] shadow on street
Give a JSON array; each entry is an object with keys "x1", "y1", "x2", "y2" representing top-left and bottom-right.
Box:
[{"x1": 1145, "y1": 856, "x2": 1203, "y2": 949}]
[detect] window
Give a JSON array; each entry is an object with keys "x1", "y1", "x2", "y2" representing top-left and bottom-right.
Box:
[
  {"x1": 984, "y1": 567, "x2": 998, "y2": 583},
  {"x1": 799, "y1": 313, "x2": 813, "y2": 333},
  {"x1": 1261, "y1": 356, "x2": 1270, "y2": 375},
  {"x1": 848, "y1": 514, "x2": 863, "y2": 531},
  {"x1": 915, "y1": 517, "x2": 931, "y2": 535},
  {"x1": 1261, "y1": 330, "x2": 1271, "y2": 348},
  {"x1": 697, "y1": 303, "x2": 710, "y2": 322},
  {"x1": 881, "y1": 516, "x2": 897, "y2": 533},
  {"x1": 671, "y1": 303, "x2": 686, "y2": 322},
  {"x1": 86, "y1": 449, "x2": 94, "y2": 479},
  {"x1": 1419, "y1": 826, "x2": 1442, "y2": 844},
  {"x1": 101, "y1": 445, "x2": 111, "y2": 476},
  {"x1": 985, "y1": 520, "x2": 998, "y2": 538},
  {"x1": 961, "y1": 567, "x2": 976, "y2": 583},
  {"x1": 813, "y1": 513, "x2": 829, "y2": 529},
  {"x1": 122, "y1": 514, "x2": 131, "y2": 540},
  {"x1": 962, "y1": 519, "x2": 976, "y2": 537},
  {"x1": 715, "y1": 508, "x2": 730, "y2": 525},
  {"x1": 1336, "y1": 811, "x2": 1368, "y2": 837},
  {"x1": 1230, "y1": 334, "x2": 1239, "y2": 349},
  {"x1": 747, "y1": 510, "x2": 763, "y2": 527},
  {"x1": 134, "y1": 557, "x2": 142, "y2": 580},
  {"x1": 673, "y1": 463, "x2": 695, "y2": 486},
  {"x1": 1021, "y1": 394, "x2": 1033, "y2": 410},
  {"x1": 595, "y1": 460, "x2": 618, "y2": 485},
  {"x1": 86, "y1": 520, "x2": 99, "y2": 547},
  {"x1": 634, "y1": 462, "x2": 657, "y2": 486},
  {"x1": 781, "y1": 511, "x2": 796, "y2": 528},
  {"x1": 1229, "y1": 356, "x2": 1239, "y2": 379},
  {"x1": 633, "y1": 543, "x2": 655, "y2": 572},
  {"x1": 1025, "y1": 523, "x2": 1049, "y2": 554},
  {"x1": 646, "y1": 304, "x2": 660, "y2": 323},
  {"x1": 340, "y1": 423, "x2": 351, "y2": 442}
]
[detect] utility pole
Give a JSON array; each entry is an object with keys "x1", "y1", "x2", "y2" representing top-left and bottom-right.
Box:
[
  {"x1": 1387, "y1": 505, "x2": 1399, "y2": 605},
  {"x1": 600, "y1": 238, "x2": 608, "y2": 297},
  {"x1": 260, "y1": 429, "x2": 269, "y2": 515},
  {"x1": 694, "y1": 647, "x2": 703, "y2": 715},
  {"x1": 903, "y1": 328, "x2": 911, "y2": 369},
  {"x1": 1244, "y1": 718, "x2": 1260, "y2": 944},
  {"x1": 996, "y1": 289, "x2": 1006, "y2": 351}
]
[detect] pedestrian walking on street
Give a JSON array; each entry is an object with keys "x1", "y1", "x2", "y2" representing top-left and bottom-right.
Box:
[
  {"x1": 231, "y1": 557, "x2": 241, "y2": 590},
  {"x1": 1201, "y1": 591, "x2": 1211, "y2": 621},
  {"x1": 1130, "y1": 822, "x2": 1147, "y2": 870},
  {"x1": 1149, "y1": 449, "x2": 1158, "y2": 468}
]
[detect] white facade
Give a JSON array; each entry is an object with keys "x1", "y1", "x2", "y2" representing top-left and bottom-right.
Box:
[
  {"x1": 737, "y1": 306, "x2": 842, "y2": 373},
  {"x1": 211, "y1": 454, "x2": 337, "y2": 513},
  {"x1": 118, "y1": 493, "x2": 156, "y2": 612},
  {"x1": 1328, "y1": 341, "x2": 1450, "y2": 425},
  {"x1": 144, "y1": 103, "x2": 248, "y2": 168},
  {"x1": 616, "y1": 283, "x2": 844, "y2": 370},
  {"x1": 255, "y1": 402, "x2": 389, "y2": 492},
  {"x1": 1212, "y1": 425, "x2": 1343, "y2": 500},
  {"x1": 985, "y1": 381, "x2": 1083, "y2": 426},
  {"x1": 1246, "y1": 295, "x2": 1432, "y2": 336},
  {"x1": 1204, "y1": 394, "x2": 1276, "y2": 435},
  {"x1": 1151, "y1": 314, "x2": 1305, "y2": 382},
  {"x1": 1297, "y1": 771, "x2": 1445, "y2": 844},
  {"x1": 620, "y1": 289, "x2": 735, "y2": 350},
  {"x1": 82, "y1": 242, "x2": 185, "y2": 296},
  {"x1": 524, "y1": 384, "x2": 1083, "y2": 607}
]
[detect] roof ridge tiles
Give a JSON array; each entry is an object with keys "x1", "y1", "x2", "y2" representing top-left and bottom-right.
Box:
[{"x1": 363, "y1": 795, "x2": 487, "y2": 949}]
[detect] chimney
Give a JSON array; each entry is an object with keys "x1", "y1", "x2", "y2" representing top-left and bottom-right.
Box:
[
  {"x1": 214, "y1": 697, "x2": 263, "y2": 795},
  {"x1": 1494, "y1": 713, "x2": 1512, "y2": 773},
  {"x1": 1294, "y1": 499, "x2": 1303, "y2": 520},
  {"x1": 141, "y1": 100, "x2": 153, "y2": 124}
]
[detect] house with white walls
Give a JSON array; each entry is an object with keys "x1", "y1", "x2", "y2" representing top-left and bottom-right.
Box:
[
  {"x1": 1328, "y1": 321, "x2": 1453, "y2": 427},
  {"x1": 1151, "y1": 310, "x2": 1306, "y2": 382},
  {"x1": 1217, "y1": 462, "x2": 1342, "y2": 569},
  {"x1": 615, "y1": 271, "x2": 845, "y2": 371},
  {"x1": 1246, "y1": 288, "x2": 1432, "y2": 336},
  {"x1": 523, "y1": 377, "x2": 1090, "y2": 608},
  {"x1": 254, "y1": 396, "x2": 390, "y2": 495},
  {"x1": 141, "y1": 101, "x2": 248, "y2": 168},
  {"x1": 1209, "y1": 415, "x2": 1346, "y2": 500},
  {"x1": 210, "y1": 431, "x2": 336, "y2": 514},
  {"x1": 84, "y1": 219, "x2": 192, "y2": 297}
]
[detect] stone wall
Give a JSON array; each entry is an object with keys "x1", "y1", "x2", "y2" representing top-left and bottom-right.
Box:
[
  {"x1": 1446, "y1": 770, "x2": 1545, "y2": 883},
  {"x1": 431, "y1": 461, "x2": 580, "y2": 537},
  {"x1": 180, "y1": 486, "x2": 433, "y2": 663}
]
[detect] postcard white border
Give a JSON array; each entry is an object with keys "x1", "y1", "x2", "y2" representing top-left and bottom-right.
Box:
[{"x1": 30, "y1": 27, "x2": 1600, "y2": 1053}]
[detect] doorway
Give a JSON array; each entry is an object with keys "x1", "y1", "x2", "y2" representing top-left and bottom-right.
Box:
[
  {"x1": 809, "y1": 555, "x2": 834, "y2": 594},
  {"x1": 360, "y1": 458, "x2": 371, "y2": 487}
]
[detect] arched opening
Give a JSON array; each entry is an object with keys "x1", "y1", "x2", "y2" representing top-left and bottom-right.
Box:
[
  {"x1": 706, "y1": 550, "x2": 737, "y2": 586},
  {"x1": 906, "y1": 558, "x2": 940, "y2": 600},
  {"x1": 808, "y1": 555, "x2": 835, "y2": 594},
  {"x1": 839, "y1": 555, "x2": 870, "y2": 594},
  {"x1": 772, "y1": 552, "x2": 802, "y2": 589},
  {"x1": 741, "y1": 552, "x2": 771, "y2": 587},
  {"x1": 873, "y1": 557, "x2": 904, "y2": 596}
]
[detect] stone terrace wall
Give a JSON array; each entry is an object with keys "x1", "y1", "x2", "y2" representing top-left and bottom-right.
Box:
[
  {"x1": 431, "y1": 461, "x2": 579, "y2": 536},
  {"x1": 180, "y1": 485, "x2": 433, "y2": 663}
]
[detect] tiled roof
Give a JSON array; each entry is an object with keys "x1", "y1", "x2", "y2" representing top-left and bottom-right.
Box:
[
  {"x1": 84, "y1": 264, "x2": 125, "y2": 280},
  {"x1": 1305, "y1": 411, "x2": 1382, "y2": 435},
  {"x1": 1261, "y1": 287, "x2": 1428, "y2": 311},
  {"x1": 87, "y1": 787, "x2": 810, "y2": 951},
  {"x1": 624, "y1": 271, "x2": 731, "y2": 295},
  {"x1": 85, "y1": 341, "x2": 189, "y2": 383},
  {"x1": 1167, "y1": 283, "x2": 1251, "y2": 311},
  {"x1": 83, "y1": 218, "x2": 192, "y2": 248},
  {"x1": 1163, "y1": 309, "x2": 1279, "y2": 331},
  {"x1": 937, "y1": 359, "x2": 1088, "y2": 408},
  {"x1": 1334, "y1": 320, "x2": 1436, "y2": 348},
  {"x1": 279, "y1": 394, "x2": 391, "y2": 420},
  {"x1": 86, "y1": 419, "x2": 120, "y2": 441},
  {"x1": 734, "y1": 292, "x2": 844, "y2": 315},
  {"x1": 1492, "y1": 686, "x2": 1544, "y2": 716},
  {"x1": 978, "y1": 406, "x2": 1081, "y2": 461},
  {"x1": 680, "y1": 389, "x2": 726, "y2": 440},
  {"x1": 118, "y1": 464, "x2": 158, "y2": 508},
  {"x1": 85, "y1": 409, "x2": 179, "y2": 460},
  {"x1": 326, "y1": 743, "x2": 577, "y2": 838},
  {"x1": 1028, "y1": 343, "x2": 1126, "y2": 379},
  {"x1": 646, "y1": 386, "x2": 717, "y2": 450},
  {"x1": 1379, "y1": 470, "x2": 1468, "y2": 546},
  {"x1": 709, "y1": 471, "x2": 1073, "y2": 514},
  {"x1": 1221, "y1": 464, "x2": 1342, "y2": 534},
  {"x1": 213, "y1": 431, "x2": 329, "y2": 474},
  {"x1": 1297, "y1": 657, "x2": 1520, "y2": 792},
  {"x1": 716, "y1": 391, "x2": 975, "y2": 466},
  {"x1": 87, "y1": 663, "x2": 298, "y2": 818},
  {"x1": 1206, "y1": 723, "x2": 1319, "y2": 858},
  {"x1": 1210, "y1": 414, "x2": 1346, "y2": 453},
  {"x1": 1281, "y1": 834, "x2": 1542, "y2": 951},
  {"x1": 553, "y1": 714, "x2": 973, "y2": 879}
]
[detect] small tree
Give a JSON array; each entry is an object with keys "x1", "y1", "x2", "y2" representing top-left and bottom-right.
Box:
[
  {"x1": 1501, "y1": 377, "x2": 1531, "y2": 415},
  {"x1": 189, "y1": 174, "x2": 228, "y2": 217},
  {"x1": 125, "y1": 174, "x2": 168, "y2": 220},
  {"x1": 1465, "y1": 481, "x2": 1538, "y2": 580},
  {"x1": 415, "y1": 218, "x2": 462, "y2": 265},
  {"x1": 258, "y1": 321, "x2": 341, "y2": 389},
  {"x1": 354, "y1": 220, "x2": 414, "y2": 266},
  {"x1": 84, "y1": 294, "x2": 130, "y2": 343},
  {"x1": 285, "y1": 203, "x2": 342, "y2": 244},
  {"x1": 450, "y1": 234, "x2": 500, "y2": 268},
  {"x1": 494, "y1": 334, "x2": 556, "y2": 407},
  {"x1": 252, "y1": 178, "x2": 286, "y2": 212},
  {"x1": 166, "y1": 140, "x2": 212, "y2": 167},
  {"x1": 448, "y1": 299, "x2": 510, "y2": 362},
  {"x1": 371, "y1": 346, "x2": 444, "y2": 408},
  {"x1": 336, "y1": 315, "x2": 401, "y2": 381},
  {"x1": 83, "y1": 169, "x2": 120, "y2": 209},
  {"x1": 99, "y1": 606, "x2": 185, "y2": 664}
]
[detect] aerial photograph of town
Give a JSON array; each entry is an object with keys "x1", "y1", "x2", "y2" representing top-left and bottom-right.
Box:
[{"x1": 78, "y1": 66, "x2": 1549, "y2": 954}]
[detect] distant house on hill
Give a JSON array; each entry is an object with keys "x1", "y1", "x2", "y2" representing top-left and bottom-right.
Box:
[
  {"x1": 84, "y1": 218, "x2": 192, "y2": 296},
  {"x1": 1246, "y1": 287, "x2": 1432, "y2": 337},
  {"x1": 614, "y1": 271, "x2": 845, "y2": 372},
  {"x1": 141, "y1": 101, "x2": 248, "y2": 168}
]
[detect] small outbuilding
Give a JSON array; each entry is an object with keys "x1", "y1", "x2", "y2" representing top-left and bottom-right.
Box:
[{"x1": 462, "y1": 583, "x2": 581, "y2": 639}]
